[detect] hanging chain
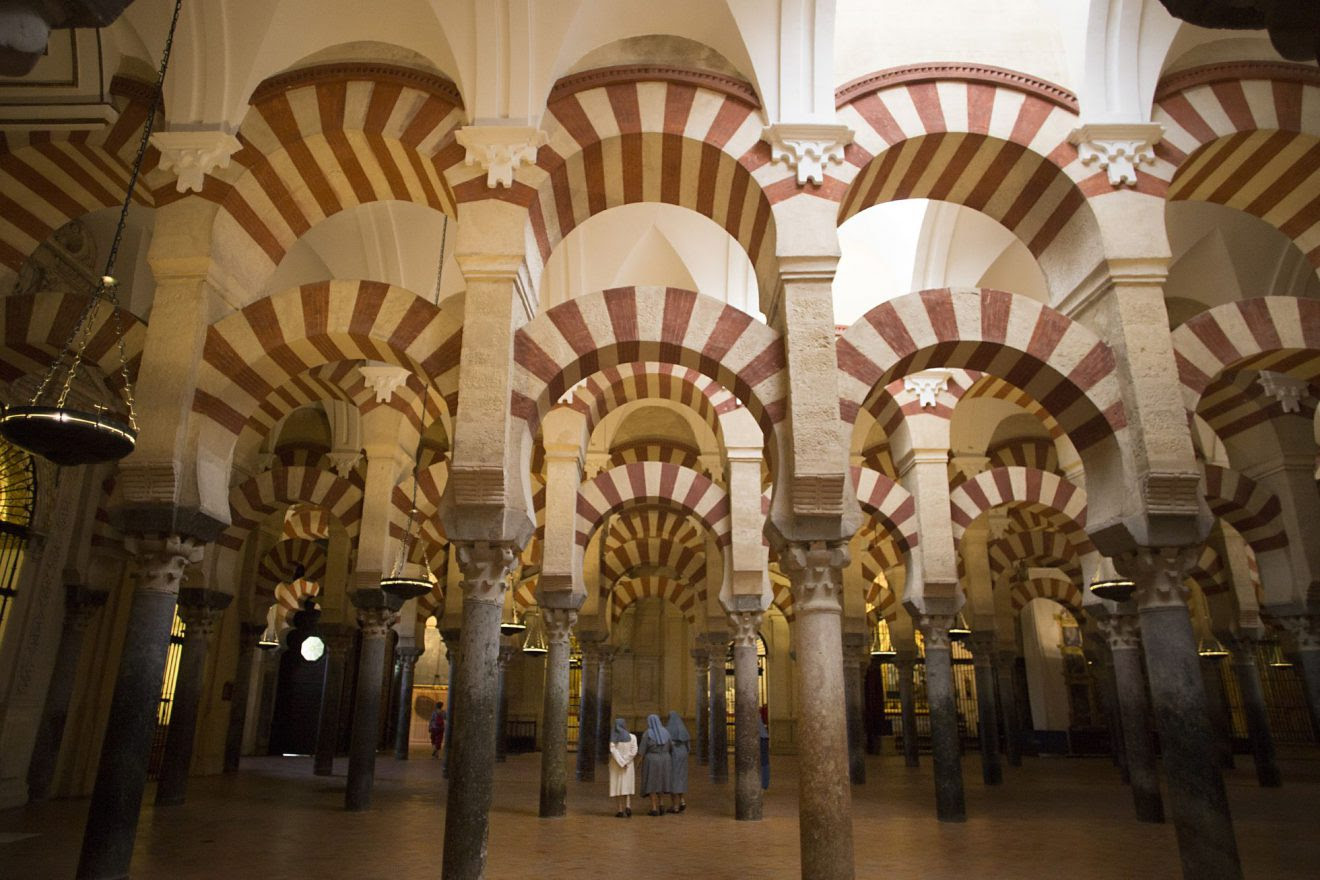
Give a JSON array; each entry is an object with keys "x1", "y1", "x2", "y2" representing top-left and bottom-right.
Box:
[
  {"x1": 392, "y1": 408, "x2": 428, "y2": 578},
  {"x1": 28, "y1": 0, "x2": 184, "y2": 428},
  {"x1": 432, "y1": 213, "x2": 449, "y2": 306}
]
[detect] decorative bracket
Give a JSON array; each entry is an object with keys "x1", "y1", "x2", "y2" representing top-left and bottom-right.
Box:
[
  {"x1": 761, "y1": 122, "x2": 853, "y2": 186},
  {"x1": 455, "y1": 125, "x2": 548, "y2": 188},
  {"x1": 902, "y1": 369, "x2": 951, "y2": 408},
  {"x1": 359, "y1": 363, "x2": 412, "y2": 403},
  {"x1": 326, "y1": 450, "x2": 363, "y2": 478},
  {"x1": 150, "y1": 130, "x2": 242, "y2": 193},
  {"x1": 1258, "y1": 371, "x2": 1307, "y2": 413},
  {"x1": 1068, "y1": 123, "x2": 1163, "y2": 187}
]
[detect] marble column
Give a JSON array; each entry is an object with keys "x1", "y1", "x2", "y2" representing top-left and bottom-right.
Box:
[
  {"x1": 707, "y1": 632, "x2": 730, "y2": 784},
  {"x1": 917, "y1": 613, "x2": 965, "y2": 822},
  {"x1": 895, "y1": 650, "x2": 920, "y2": 768},
  {"x1": 313, "y1": 624, "x2": 355, "y2": 776},
  {"x1": 496, "y1": 643, "x2": 514, "y2": 762},
  {"x1": 440, "y1": 628, "x2": 460, "y2": 779},
  {"x1": 442, "y1": 542, "x2": 517, "y2": 880},
  {"x1": 840, "y1": 632, "x2": 867, "y2": 785},
  {"x1": 731, "y1": 609, "x2": 764, "y2": 820},
  {"x1": 1097, "y1": 611, "x2": 1163, "y2": 822},
  {"x1": 1274, "y1": 614, "x2": 1320, "y2": 742},
  {"x1": 1227, "y1": 634, "x2": 1281, "y2": 787},
  {"x1": 1200, "y1": 652, "x2": 1235, "y2": 770},
  {"x1": 575, "y1": 639, "x2": 601, "y2": 782},
  {"x1": 222, "y1": 623, "x2": 265, "y2": 773},
  {"x1": 155, "y1": 588, "x2": 232, "y2": 806},
  {"x1": 693, "y1": 646, "x2": 710, "y2": 765},
  {"x1": 345, "y1": 591, "x2": 401, "y2": 811},
  {"x1": 393, "y1": 646, "x2": 424, "y2": 759},
  {"x1": 538, "y1": 607, "x2": 576, "y2": 816},
  {"x1": 595, "y1": 646, "x2": 616, "y2": 766},
  {"x1": 995, "y1": 650, "x2": 1023, "y2": 766},
  {"x1": 77, "y1": 533, "x2": 205, "y2": 880},
  {"x1": 27, "y1": 585, "x2": 109, "y2": 802},
  {"x1": 780, "y1": 542, "x2": 855, "y2": 880},
  {"x1": 967, "y1": 632, "x2": 1003, "y2": 786},
  {"x1": 1130, "y1": 547, "x2": 1242, "y2": 880}
]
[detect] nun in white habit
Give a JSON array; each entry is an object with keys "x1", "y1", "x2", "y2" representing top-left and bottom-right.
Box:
[
  {"x1": 608, "y1": 718, "x2": 637, "y2": 818},
  {"x1": 639, "y1": 713, "x2": 673, "y2": 816}
]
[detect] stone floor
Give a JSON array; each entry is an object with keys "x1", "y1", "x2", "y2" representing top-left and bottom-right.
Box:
[{"x1": 2, "y1": 745, "x2": 1318, "y2": 879}]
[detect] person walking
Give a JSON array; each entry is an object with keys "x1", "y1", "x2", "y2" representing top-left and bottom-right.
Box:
[
  {"x1": 428, "y1": 702, "x2": 446, "y2": 758},
  {"x1": 664, "y1": 711, "x2": 690, "y2": 813},
  {"x1": 608, "y1": 718, "x2": 637, "y2": 817},
  {"x1": 639, "y1": 713, "x2": 672, "y2": 816}
]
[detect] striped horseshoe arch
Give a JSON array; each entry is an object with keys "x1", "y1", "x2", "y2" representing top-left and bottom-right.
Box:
[
  {"x1": 948, "y1": 466, "x2": 1090, "y2": 549},
  {"x1": 220, "y1": 464, "x2": 364, "y2": 552},
  {"x1": 769, "y1": 568, "x2": 795, "y2": 622},
  {"x1": 570, "y1": 362, "x2": 739, "y2": 441},
  {"x1": 282, "y1": 504, "x2": 332, "y2": 541},
  {"x1": 1200, "y1": 465, "x2": 1288, "y2": 555},
  {"x1": 837, "y1": 288, "x2": 1126, "y2": 454},
  {"x1": 576, "y1": 462, "x2": 731, "y2": 551},
  {"x1": 0, "y1": 292, "x2": 145, "y2": 394},
  {"x1": 866, "y1": 582, "x2": 898, "y2": 621},
  {"x1": 608, "y1": 440, "x2": 710, "y2": 476},
  {"x1": 605, "y1": 507, "x2": 710, "y2": 558},
  {"x1": 1009, "y1": 575, "x2": 1081, "y2": 613},
  {"x1": 852, "y1": 466, "x2": 918, "y2": 552},
  {"x1": 988, "y1": 530, "x2": 1082, "y2": 587},
  {"x1": 601, "y1": 538, "x2": 707, "y2": 596},
  {"x1": 1186, "y1": 542, "x2": 1230, "y2": 597},
  {"x1": 610, "y1": 575, "x2": 700, "y2": 626},
  {"x1": 256, "y1": 540, "x2": 328, "y2": 603}
]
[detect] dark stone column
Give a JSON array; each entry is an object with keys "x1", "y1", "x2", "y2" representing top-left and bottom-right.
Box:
[
  {"x1": 693, "y1": 646, "x2": 710, "y2": 765},
  {"x1": 895, "y1": 650, "x2": 920, "y2": 768},
  {"x1": 496, "y1": 643, "x2": 514, "y2": 762},
  {"x1": 1129, "y1": 547, "x2": 1243, "y2": 880},
  {"x1": 155, "y1": 588, "x2": 232, "y2": 806},
  {"x1": 995, "y1": 650, "x2": 1023, "y2": 766},
  {"x1": 442, "y1": 543, "x2": 517, "y2": 880},
  {"x1": 538, "y1": 606, "x2": 576, "y2": 816},
  {"x1": 780, "y1": 542, "x2": 855, "y2": 880},
  {"x1": 1227, "y1": 634, "x2": 1281, "y2": 787},
  {"x1": 967, "y1": 632, "x2": 1002, "y2": 786},
  {"x1": 254, "y1": 645, "x2": 282, "y2": 756},
  {"x1": 707, "y1": 631, "x2": 730, "y2": 784},
  {"x1": 385, "y1": 651, "x2": 404, "y2": 749},
  {"x1": 1097, "y1": 611, "x2": 1163, "y2": 822},
  {"x1": 575, "y1": 636, "x2": 602, "y2": 782},
  {"x1": 1090, "y1": 649, "x2": 1130, "y2": 781},
  {"x1": 916, "y1": 613, "x2": 965, "y2": 822},
  {"x1": 1200, "y1": 652, "x2": 1235, "y2": 770},
  {"x1": 440, "y1": 628, "x2": 460, "y2": 779},
  {"x1": 393, "y1": 646, "x2": 424, "y2": 759},
  {"x1": 27, "y1": 585, "x2": 109, "y2": 802},
  {"x1": 314, "y1": 625, "x2": 354, "y2": 776},
  {"x1": 731, "y1": 609, "x2": 765, "y2": 820},
  {"x1": 1276, "y1": 615, "x2": 1320, "y2": 740},
  {"x1": 345, "y1": 590, "x2": 402, "y2": 811},
  {"x1": 76, "y1": 533, "x2": 205, "y2": 880},
  {"x1": 595, "y1": 645, "x2": 616, "y2": 766},
  {"x1": 222, "y1": 623, "x2": 265, "y2": 773},
  {"x1": 840, "y1": 632, "x2": 866, "y2": 785}
]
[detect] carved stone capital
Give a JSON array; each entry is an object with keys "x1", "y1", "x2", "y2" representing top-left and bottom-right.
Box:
[
  {"x1": 966, "y1": 631, "x2": 996, "y2": 662},
  {"x1": 125, "y1": 534, "x2": 206, "y2": 597},
  {"x1": 357, "y1": 606, "x2": 400, "y2": 638},
  {"x1": 762, "y1": 122, "x2": 853, "y2": 186},
  {"x1": 541, "y1": 607, "x2": 577, "y2": 645},
  {"x1": 1258, "y1": 371, "x2": 1308, "y2": 414},
  {"x1": 177, "y1": 588, "x2": 233, "y2": 640},
  {"x1": 456, "y1": 125, "x2": 548, "y2": 188},
  {"x1": 779, "y1": 540, "x2": 849, "y2": 615},
  {"x1": 150, "y1": 130, "x2": 242, "y2": 193},
  {"x1": 319, "y1": 623, "x2": 356, "y2": 656},
  {"x1": 396, "y1": 646, "x2": 425, "y2": 667},
  {"x1": 691, "y1": 646, "x2": 711, "y2": 670},
  {"x1": 916, "y1": 613, "x2": 954, "y2": 652},
  {"x1": 1094, "y1": 612, "x2": 1141, "y2": 652},
  {"x1": 902, "y1": 369, "x2": 952, "y2": 408},
  {"x1": 1274, "y1": 614, "x2": 1320, "y2": 653},
  {"x1": 358, "y1": 362, "x2": 412, "y2": 403},
  {"x1": 728, "y1": 610, "x2": 764, "y2": 648},
  {"x1": 1068, "y1": 122, "x2": 1163, "y2": 187},
  {"x1": 326, "y1": 450, "x2": 363, "y2": 478},
  {"x1": 1121, "y1": 545, "x2": 1198, "y2": 610},
  {"x1": 454, "y1": 541, "x2": 518, "y2": 605}
]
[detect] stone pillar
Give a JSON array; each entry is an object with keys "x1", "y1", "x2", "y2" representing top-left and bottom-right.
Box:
[
  {"x1": 345, "y1": 592, "x2": 401, "y2": 811},
  {"x1": 1200, "y1": 652, "x2": 1235, "y2": 770},
  {"x1": 967, "y1": 632, "x2": 1003, "y2": 786},
  {"x1": 707, "y1": 632, "x2": 730, "y2": 784},
  {"x1": 995, "y1": 650, "x2": 1022, "y2": 766},
  {"x1": 840, "y1": 632, "x2": 866, "y2": 785},
  {"x1": 1097, "y1": 611, "x2": 1163, "y2": 822},
  {"x1": 1274, "y1": 614, "x2": 1320, "y2": 741},
  {"x1": 443, "y1": 542, "x2": 517, "y2": 880},
  {"x1": 539, "y1": 607, "x2": 576, "y2": 816},
  {"x1": 155, "y1": 588, "x2": 232, "y2": 806},
  {"x1": 1130, "y1": 547, "x2": 1242, "y2": 880},
  {"x1": 731, "y1": 609, "x2": 765, "y2": 820},
  {"x1": 313, "y1": 625, "x2": 354, "y2": 776},
  {"x1": 595, "y1": 646, "x2": 615, "y2": 766},
  {"x1": 496, "y1": 643, "x2": 514, "y2": 762},
  {"x1": 780, "y1": 542, "x2": 854, "y2": 880},
  {"x1": 222, "y1": 623, "x2": 265, "y2": 773},
  {"x1": 27, "y1": 585, "x2": 109, "y2": 802},
  {"x1": 693, "y1": 646, "x2": 710, "y2": 765},
  {"x1": 1227, "y1": 634, "x2": 1281, "y2": 787},
  {"x1": 895, "y1": 650, "x2": 920, "y2": 768},
  {"x1": 916, "y1": 613, "x2": 965, "y2": 822},
  {"x1": 393, "y1": 646, "x2": 424, "y2": 760},
  {"x1": 76, "y1": 533, "x2": 204, "y2": 880},
  {"x1": 575, "y1": 638, "x2": 601, "y2": 782},
  {"x1": 440, "y1": 628, "x2": 460, "y2": 779},
  {"x1": 1092, "y1": 650, "x2": 1130, "y2": 781}
]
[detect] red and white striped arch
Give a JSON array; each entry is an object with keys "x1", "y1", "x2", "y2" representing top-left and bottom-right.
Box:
[
  {"x1": 512, "y1": 286, "x2": 787, "y2": 459},
  {"x1": 576, "y1": 462, "x2": 730, "y2": 550},
  {"x1": 0, "y1": 292, "x2": 145, "y2": 395},
  {"x1": 606, "y1": 506, "x2": 709, "y2": 551},
  {"x1": 987, "y1": 437, "x2": 1060, "y2": 474},
  {"x1": 851, "y1": 466, "x2": 918, "y2": 553},
  {"x1": 570, "y1": 362, "x2": 739, "y2": 441},
  {"x1": 416, "y1": 580, "x2": 446, "y2": 622},
  {"x1": 960, "y1": 372, "x2": 1067, "y2": 440},
  {"x1": 769, "y1": 568, "x2": 794, "y2": 622},
  {"x1": 272, "y1": 579, "x2": 323, "y2": 623},
  {"x1": 866, "y1": 582, "x2": 898, "y2": 621},
  {"x1": 1186, "y1": 542, "x2": 1229, "y2": 597},
  {"x1": 1009, "y1": 575, "x2": 1081, "y2": 613},
  {"x1": 610, "y1": 574, "x2": 699, "y2": 626},
  {"x1": 608, "y1": 440, "x2": 709, "y2": 477},
  {"x1": 948, "y1": 466, "x2": 1091, "y2": 551},
  {"x1": 837, "y1": 288, "x2": 1127, "y2": 454},
  {"x1": 601, "y1": 538, "x2": 707, "y2": 599},
  {"x1": 987, "y1": 530, "x2": 1082, "y2": 587},
  {"x1": 256, "y1": 540, "x2": 328, "y2": 602},
  {"x1": 1154, "y1": 64, "x2": 1320, "y2": 268},
  {"x1": 282, "y1": 504, "x2": 332, "y2": 541},
  {"x1": 1200, "y1": 464, "x2": 1288, "y2": 555},
  {"x1": 220, "y1": 464, "x2": 364, "y2": 552}
]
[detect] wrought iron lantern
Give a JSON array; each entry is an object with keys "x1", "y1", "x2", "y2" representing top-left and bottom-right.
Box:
[
  {"x1": 1089, "y1": 556, "x2": 1135, "y2": 603},
  {"x1": 522, "y1": 609, "x2": 548, "y2": 655},
  {"x1": 948, "y1": 612, "x2": 971, "y2": 642},
  {"x1": 1196, "y1": 635, "x2": 1230, "y2": 658}
]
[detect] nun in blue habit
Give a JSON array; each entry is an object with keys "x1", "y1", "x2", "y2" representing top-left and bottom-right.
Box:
[
  {"x1": 664, "y1": 711, "x2": 690, "y2": 812},
  {"x1": 639, "y1": 713, "x2": 672, "y2": 816}
]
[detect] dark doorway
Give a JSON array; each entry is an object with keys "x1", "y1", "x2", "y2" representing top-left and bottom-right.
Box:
[{"x1": 268, "y1": 633, "x2": 326, "y2": 755}]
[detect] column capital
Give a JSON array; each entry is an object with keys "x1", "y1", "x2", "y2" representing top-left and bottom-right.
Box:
[
  {"x1": 1067, "y1": 122, "x2": 1163, "y2": 187},
  {"x1": 1273, "y1": 614, "x2": 1320, "y2": 652},
  {"x1": 62, "y1": 584, "x2": 110, "y2": 631},
  {"x1": 395, "y1": 645, "x2": 426, "y2": 665},
  {"x1": 150, "y1": 129, "x2": 241, "y2": 193},
  {"x1": 1094, "y1": 612, "x2": 1142, "y2": 651},
  {"x1": 455, "y1": 125, "x2": 548, "y2": 188},
  {"x1": 356, "y1": 606, "x2": 400, "y2": 638},
  {"x1": 319, "y1": 622, "x2": 357, "y2": 656},
  {"x1": 779, "y1": 540, "x2": 849, "y2": 615},
  {"x1": 967, "y1": 631, "x2": 996, "y2": 664},
  {"x1": 455, "y1": 541, "x2": 519, "y2": 605},
  {"x1": 541, "y1": 607, "x2": 577, "y2": 645},
  {"x1": 177, "y1": 587, "x2": 233, "y2": 639},
  {"x1": 728, "y1": 610, "x2": 764, "y2": 648},
  {"x1": 125, "y1": 534, "x2": 206, "y2": 597},
  {"x1": 761, "y1": 121, "x2": 854, "y2": 186},
  {"x1": 916, "y1": 613, "x2": 954, "y2": 652},
  {"x1": 1119, "y1": 545, "x2": 1198, "y2": 611},
  {"x1": 691, "y1": 646, "x2": 711, "y2": 669}
]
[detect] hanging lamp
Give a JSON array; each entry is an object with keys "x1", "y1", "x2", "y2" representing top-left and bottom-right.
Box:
[
  {"x1": 1268, "y1": 643, "x2": 1294, "y2": 669},
  {"x1": 1196, "y1": 635, "x2": 1230, "y2": 658},
  {"x1": 0, "y1": 0, "x2": 186, "y2": 466},
  {"x1": 381, "y1": 415, "x2": 437, "y2": 602},
  {"x1": 1089, "y1": 556, "x2": 1135, "y2": 603},
  {"x1": 500, "y1": 577, "x2": 527, "y2": 636},
  {"x1": 948, "y1": 612, "x2": 971, "y2": 642},
  {"x1": 522, "y1": 609, "x2": 548, "y2": 655}
]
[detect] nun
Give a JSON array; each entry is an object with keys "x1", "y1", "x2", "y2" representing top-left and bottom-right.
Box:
[
  {"x1": 607, "y1": 718, "x2": 638, "y2": 818},
  {"x1": 639, "y1": 713, "x2": 673, "y2": 816},
  {"x1": 664, "y1": 710, "x2": 691, "y2": 813}
]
